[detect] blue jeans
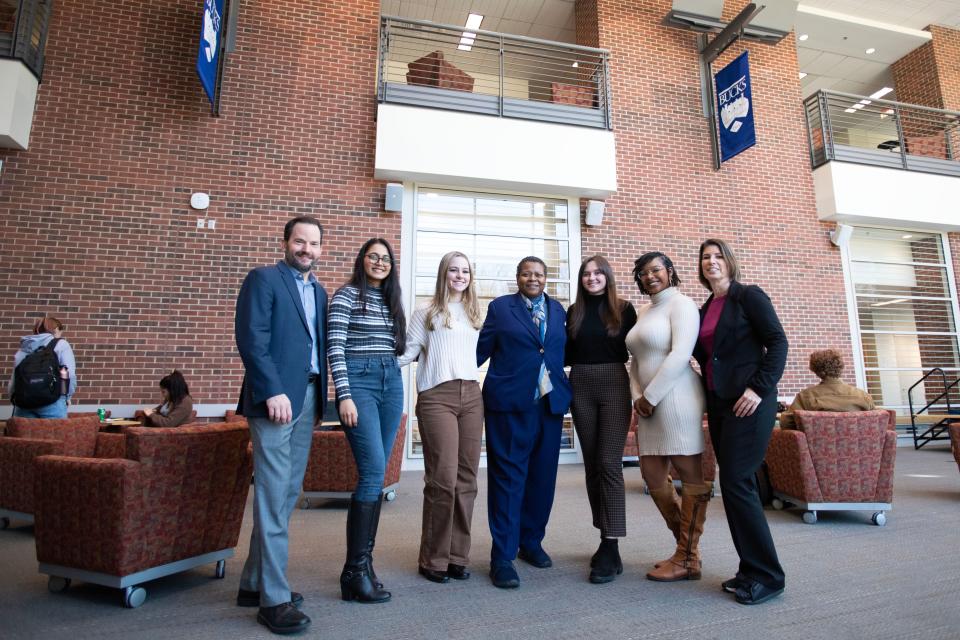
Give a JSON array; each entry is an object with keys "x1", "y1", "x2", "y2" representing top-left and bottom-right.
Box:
[
  {"x1": 343, "y1": 355, "x2": 404, "y2": 501},
  {"x1": 13, "y1": 396, "x2": 68, "y2": 419}
]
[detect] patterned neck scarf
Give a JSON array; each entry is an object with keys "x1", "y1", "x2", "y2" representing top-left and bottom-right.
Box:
[{"x1": 524, "y1": 293, "x2": 547, "y2": 343}]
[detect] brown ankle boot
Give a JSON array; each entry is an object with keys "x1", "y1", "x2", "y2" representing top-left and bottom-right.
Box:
[
  {"x1": 646, "y1": 482, "x2": 711, "y2": 582},
  {"x1": 648, "y1": 481, "x2": 681, "y2": 569}
]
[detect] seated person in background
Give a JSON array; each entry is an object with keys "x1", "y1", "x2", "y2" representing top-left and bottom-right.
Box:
[
  {"x1": 142, "y1": 370, "x2": 194, "y2": 427},
  {"x1": 780, "y1": 349, "x2": 875, "y2": 429}
]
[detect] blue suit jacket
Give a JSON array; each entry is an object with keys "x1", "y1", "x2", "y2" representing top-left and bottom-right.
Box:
[
  {"x1": 235, "y1": 261, "x2": 328, "y2": 420},
  {"x1": 477, "y1": 292, "x2": 572, "y2": 416}
]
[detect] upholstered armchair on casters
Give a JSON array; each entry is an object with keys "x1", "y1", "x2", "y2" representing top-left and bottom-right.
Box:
[
  {"x1": 33, "y1": 423, "x2": 253, "y2": 608},
  {"x1": 765, "y1": 409, "x2": 897, "y2": 525},
  {"x1": 0, "y1": 416, "x2": 125, "y2": 528},
  {"x1": 301, "y1": 414, "x2": 407, "y2": 506},
  {"x1": 950, "y1": 423, "x2": 960, "y2": 473}
]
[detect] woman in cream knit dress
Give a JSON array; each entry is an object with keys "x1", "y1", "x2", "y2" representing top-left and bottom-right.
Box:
[{"x1": 625, "y1": 251, "x2": 709, "y2": 583}]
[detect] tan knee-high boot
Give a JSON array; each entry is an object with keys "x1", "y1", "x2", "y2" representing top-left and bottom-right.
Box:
[
  {"x1": 646, "y1": 482, "x2": 710, "y2": 582},
  {"x1": 648, "y1": 481, "x2": 681, "y2": 568}
]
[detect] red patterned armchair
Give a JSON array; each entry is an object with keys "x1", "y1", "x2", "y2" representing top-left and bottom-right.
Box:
[
  {"x1": 765, "y1": 409, "x2": 896, "y2": 525},
  {"x1": 950, "y1": 423, "x2": 960, "y2": 473},
  {"x1": 33, "y1": 423, "x2": 253, "y2": 607},
  {"x1": 0, "y1": 416, "x2": 125, "y2": 528},
  {"x1": 301, "y1": 414, "x2": 407, "y2": 506}
]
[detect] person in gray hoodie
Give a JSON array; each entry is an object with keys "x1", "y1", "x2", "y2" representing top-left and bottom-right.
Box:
[{"x1": 8, "y1": 316, "x2": 77, "y2": 418}]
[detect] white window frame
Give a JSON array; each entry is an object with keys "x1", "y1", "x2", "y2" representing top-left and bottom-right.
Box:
[
  {"x1": 398, "y1": 182, "x2": 582, "y2": 469},
  {"x1": 839, "y1": 224, "x2": 960, "y2": 420}
]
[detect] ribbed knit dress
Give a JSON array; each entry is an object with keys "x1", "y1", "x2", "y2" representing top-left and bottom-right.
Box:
[{"x1": 625, "y1": 286, "x2": 706, "y2": 456}]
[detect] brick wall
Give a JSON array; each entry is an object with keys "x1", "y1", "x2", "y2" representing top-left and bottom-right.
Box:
[
  {"x1": 576, "y1": 0, "x2": 854, "y2": 393},
  {"x1": 0, "y1": 0, "x2": 389, "y2": 407}
]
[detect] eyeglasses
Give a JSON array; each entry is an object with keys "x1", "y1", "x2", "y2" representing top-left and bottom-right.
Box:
[
  {"x1": 638, "y1": 266, "x2": 666, "y2": 278},
  {"x1": 366, "y1": 253, "x2": 393, "y2": 265}
]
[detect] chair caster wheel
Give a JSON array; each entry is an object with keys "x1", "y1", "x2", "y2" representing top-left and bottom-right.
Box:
[
  {"x1": 214, "y1": 559, "x2": 226, "y2": 579},
  {"x1": 48, "y1": 576, "x2": 71, "y2": 593},
  {"x1": 872, "y1": 512, "x2": 886, "y2": 526},
  {"x1": 384, "y1": 490, "x2": 397, "y2": 502},
  {"x1": 123, "y1": 586, "x2": 147, "y2": 608},
  {"x1": 802, "y1": 510, "x2": 818, "y2": 524},
  {"x1": 771, "y1": 498, "x2": 784, "y2": 510},
  {"x1": 0, "y1": 517, "x2": 9, "y2": 530}
]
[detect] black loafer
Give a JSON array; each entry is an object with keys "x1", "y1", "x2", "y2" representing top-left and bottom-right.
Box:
[
  {"x1": 721, "y1": 575, "x2": 747, "y2": 594},
  {"x1": 257, "y1": 602, "x2": 311, "y2": 635},
  {"x1": 447, "y1": 563, "x2": 471, "y2": 580},
  {"x1": 418, "y1": 566, "x2": 450, "y2": 583},
  {"x1": 489, "y1": 561, "x2": 520, "y2": 589},
  {"x1": 735, "y1": 580, "x2": 785, "y2": 605},
  {"x1": 238, "y1": 588, "x2": 304, "y2": 609},
  {"x1": 517, "y1": 546, "x2": 552, "y2": 568}
]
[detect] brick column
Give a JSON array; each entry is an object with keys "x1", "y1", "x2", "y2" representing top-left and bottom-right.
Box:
[{"x1": 892, "y1": 25, "x2": 960, "y2": 111}]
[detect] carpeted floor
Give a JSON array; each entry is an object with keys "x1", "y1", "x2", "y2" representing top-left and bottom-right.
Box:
[{"x1": 1, "y1": 445, "x2": 958, "y2": 640}]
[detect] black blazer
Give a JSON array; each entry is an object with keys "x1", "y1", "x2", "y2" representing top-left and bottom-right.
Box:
[{"x1": 693, "y1": 280, "x2": 787, "y2": 400}]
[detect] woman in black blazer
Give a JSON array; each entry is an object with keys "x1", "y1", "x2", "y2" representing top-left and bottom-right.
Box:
[{"x1": 692, "y1": 238, "x2": 788, "y2": 606}]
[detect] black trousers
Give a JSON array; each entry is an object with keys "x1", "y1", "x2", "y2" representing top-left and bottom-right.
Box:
[
  {"x1": 706, "y1": 391, "x2": 785, "y2": 589},
  {"x1": 569, "y1": 363, "x2": 632, "y2": 538}
]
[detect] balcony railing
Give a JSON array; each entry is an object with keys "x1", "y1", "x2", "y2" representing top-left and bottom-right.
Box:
[
  {"x1": 805, "y1": 90, "x2": 960, "y2": 178},
  {"x1": 0, "y1": 0, "x2": 52, "y2": 79},
  {"x1": 378, "y1": 16, "x2": 612, "y2": 130}
]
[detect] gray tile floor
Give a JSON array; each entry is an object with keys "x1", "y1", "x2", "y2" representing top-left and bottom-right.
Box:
[{"x1": 2, "y1": 445, "x2": 958, "y2": 639}]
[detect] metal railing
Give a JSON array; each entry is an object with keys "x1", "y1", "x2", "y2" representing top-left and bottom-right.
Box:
[
  {"x1": 0, "y1": 0, "x2": 53, "y2": 80},
  {"x1": 805, "y1": 90, "x2": 960, "y2": 178},
  {"x1": 378, "y1": 16, "x2": 612, "y2": 130}
]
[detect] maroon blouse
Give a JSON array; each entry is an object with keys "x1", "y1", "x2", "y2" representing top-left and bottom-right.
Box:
[{"x1": 698, "y1": 295, "x2": 727, "y2": 391}]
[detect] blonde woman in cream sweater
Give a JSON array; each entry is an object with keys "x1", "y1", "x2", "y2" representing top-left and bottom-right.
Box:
[
  {"x1": 626, "y1": 250, "x2": 708, "y2": 583},
  {"x1": 399, "y1": 251, "x2": 484, "y2": 585}
]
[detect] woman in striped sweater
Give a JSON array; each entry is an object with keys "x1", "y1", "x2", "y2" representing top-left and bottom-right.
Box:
[
  {"x1": 399, "y1": 251, "x2": 484, "y2": 584},
  {"x1": 626, "y1": 251, "x2": 709, "y2": 583},
  {"x1": 329, "y1": 237, "x2": 407, "y2": 604}
]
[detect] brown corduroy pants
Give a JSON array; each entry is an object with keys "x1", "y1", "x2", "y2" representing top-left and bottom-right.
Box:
[{"x1": 416, "y1": 380, "x2": 484, "y2": 571}]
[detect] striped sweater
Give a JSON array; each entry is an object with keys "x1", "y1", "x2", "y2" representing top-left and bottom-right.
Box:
[{"x1": 328, "y1": 284, "x2": 396, "y2": 401}]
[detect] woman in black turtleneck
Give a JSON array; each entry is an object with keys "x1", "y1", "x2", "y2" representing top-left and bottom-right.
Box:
[{"x1": 565, "y1": 255, "x2": 637, "y2": 584}]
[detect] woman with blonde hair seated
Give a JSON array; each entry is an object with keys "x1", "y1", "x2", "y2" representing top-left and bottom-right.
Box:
[
  {"x1": 142, "y1": 370, "x2": 195, "y2": 427},
  {"x1": 779, "y1": 349, "x2": 875, "y2": 429}
]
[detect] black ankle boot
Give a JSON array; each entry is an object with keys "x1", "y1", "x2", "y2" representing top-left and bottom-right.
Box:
[
  {"x1": 340, "y1": 498, "x2": 391, "y2": 603},
  {"x1": 367, "y1": 495, "x2": 384, "y2": 589},
  {"x1": 589, "y1": 539, "x2": 623, "y2": 584}
]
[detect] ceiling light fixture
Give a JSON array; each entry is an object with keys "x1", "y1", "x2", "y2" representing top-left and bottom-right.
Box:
[
  {"x1": 865, "y1": 47, "x2": 876, "y2": 54},
  {"x1": 798, "y1": 33, "x2": 809, "y2": 41},
  {"x1": 902, "y1": 234, "x2": 913, "y2": 239},
  {"x1": 799, "y1": 72, "x2": 807, "y2": 79},
  {"x1": 572, "y1": 61, "x2": 578, "y2": 68},
  {"x1": 870, "y1": 87, "x2": 894, "y2": 100},
  {"x1": 458, "y1": 13, "x2": 483, "y2": 51}
]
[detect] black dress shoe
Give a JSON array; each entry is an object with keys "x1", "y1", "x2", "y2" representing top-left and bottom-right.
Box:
[
  {"x1": 721, "y1": 575, "x2": 747, "y2": 594},
  {"x1": 489, "y1": 561, "x2": 520, "y2": 589},
  {"x1": 257, "y1": 602, "x2": 311, "y2": 635},
  {"x1": 734, "y1": 580, "x2": 785, "y2": 605},
  {"x1": 237, "y1": 588, "x2": 304, "y2": 609},
  {"x1": 447, "y1": 563, "x2": 471, "y2": 580},
  {"x1": 518, "y1": 546, "x2": 552, "y2": 568},
  {"x1": 418, "y1": 566, "x2": 450, "y2": 583}
]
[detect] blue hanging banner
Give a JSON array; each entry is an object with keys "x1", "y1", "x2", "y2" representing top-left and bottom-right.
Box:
[
  {"x1": 196, "y1": 0, "x2": 226, "y2": 107},
  {"x1": 714, "y1": 51, "x2": 756, "y2": 163}
]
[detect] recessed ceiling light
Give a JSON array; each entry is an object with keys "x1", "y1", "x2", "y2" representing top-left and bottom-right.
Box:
[
  {"x1": 799, "y1": 72, "x2": 807, "y2": 79},
  {"x1": 865, "y1": 47, "x2": 876, "y2": 54},
  {"x1": 798, "y1": 33, "x2": 809, "y2": 41},
  {"x1": 572, "y1": 61, "x2": 578, "y2": 68},
  {"x1": 844, "y1": 108, "x2": 857, "y2": 113},
  {"x1": 458, "y1": 13, "x2": 483, "y2": 51},
  {"x1": 464, "y1": 13, "x2": 483, "y2": 30},
  {"x1": 859, "y1": 99, "x2": 872, "y2": 105},
  {"x1": 902, "y1": 234, "x2": 913, "y2": 239},
  {"x1": 870, "y1": 87, "x2": 894, "y2": 100}
]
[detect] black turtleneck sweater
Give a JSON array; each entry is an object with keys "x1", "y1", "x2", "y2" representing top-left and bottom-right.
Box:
[{"x1": 564, "y1": 293, "x2": 637, "y2": 365}]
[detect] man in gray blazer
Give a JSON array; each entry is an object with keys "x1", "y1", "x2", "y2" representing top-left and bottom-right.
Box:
[{"x1": 234, "y1": 216, "x2": 328, "y2": 635}]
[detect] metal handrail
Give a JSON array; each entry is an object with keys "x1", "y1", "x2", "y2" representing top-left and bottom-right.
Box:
[
  {"x1": 378, "y1": 16, "x2": 612, "y2": 130},
  {"x1": 804, "y1": 89, "x2": 960, "y2": 177}
]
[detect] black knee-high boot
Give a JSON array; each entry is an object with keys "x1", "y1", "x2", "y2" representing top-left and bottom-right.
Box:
[
  {"x1": 367, "y1": 495, "x2": 384, "y2": 589},
  {"x1": 340, "y1": 498, "x2": 391, "y2": 603}
]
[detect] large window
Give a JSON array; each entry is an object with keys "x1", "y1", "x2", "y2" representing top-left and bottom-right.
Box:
[
  {"x1": 406, "y1": 187, "x2": 576, "y2": 456},
  {"x1": 848, "y1": 227, "x2": 960, "y2": 418}
]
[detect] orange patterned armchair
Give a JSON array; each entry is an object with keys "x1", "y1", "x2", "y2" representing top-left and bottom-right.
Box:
[
  {"x1": 34, "y1": 423, "x2": 253, "y2": 607},
  {"x1": 301, "y1": 414, "x2": 407, "y2": 506},
  {"x1": 0, "y1": 416, "x2": 125, "y2": 528},
  {"x1": 765, "y1": 409, "x2": 896, "y2": 525}
]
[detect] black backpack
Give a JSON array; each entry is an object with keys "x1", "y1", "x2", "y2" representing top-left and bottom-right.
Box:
[{"x1": 12, "y1": 338, "x2": 63, "y2": 409}]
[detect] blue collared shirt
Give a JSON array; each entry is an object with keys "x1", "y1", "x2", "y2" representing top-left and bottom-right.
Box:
[{"x1": 284, "y1": 262, "x2": 320, "y2": 374}]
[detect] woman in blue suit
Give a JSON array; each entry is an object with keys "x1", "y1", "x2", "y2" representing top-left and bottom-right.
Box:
[{"x1": 477, "y1": 256, "x2": 572, "y2": 589}]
